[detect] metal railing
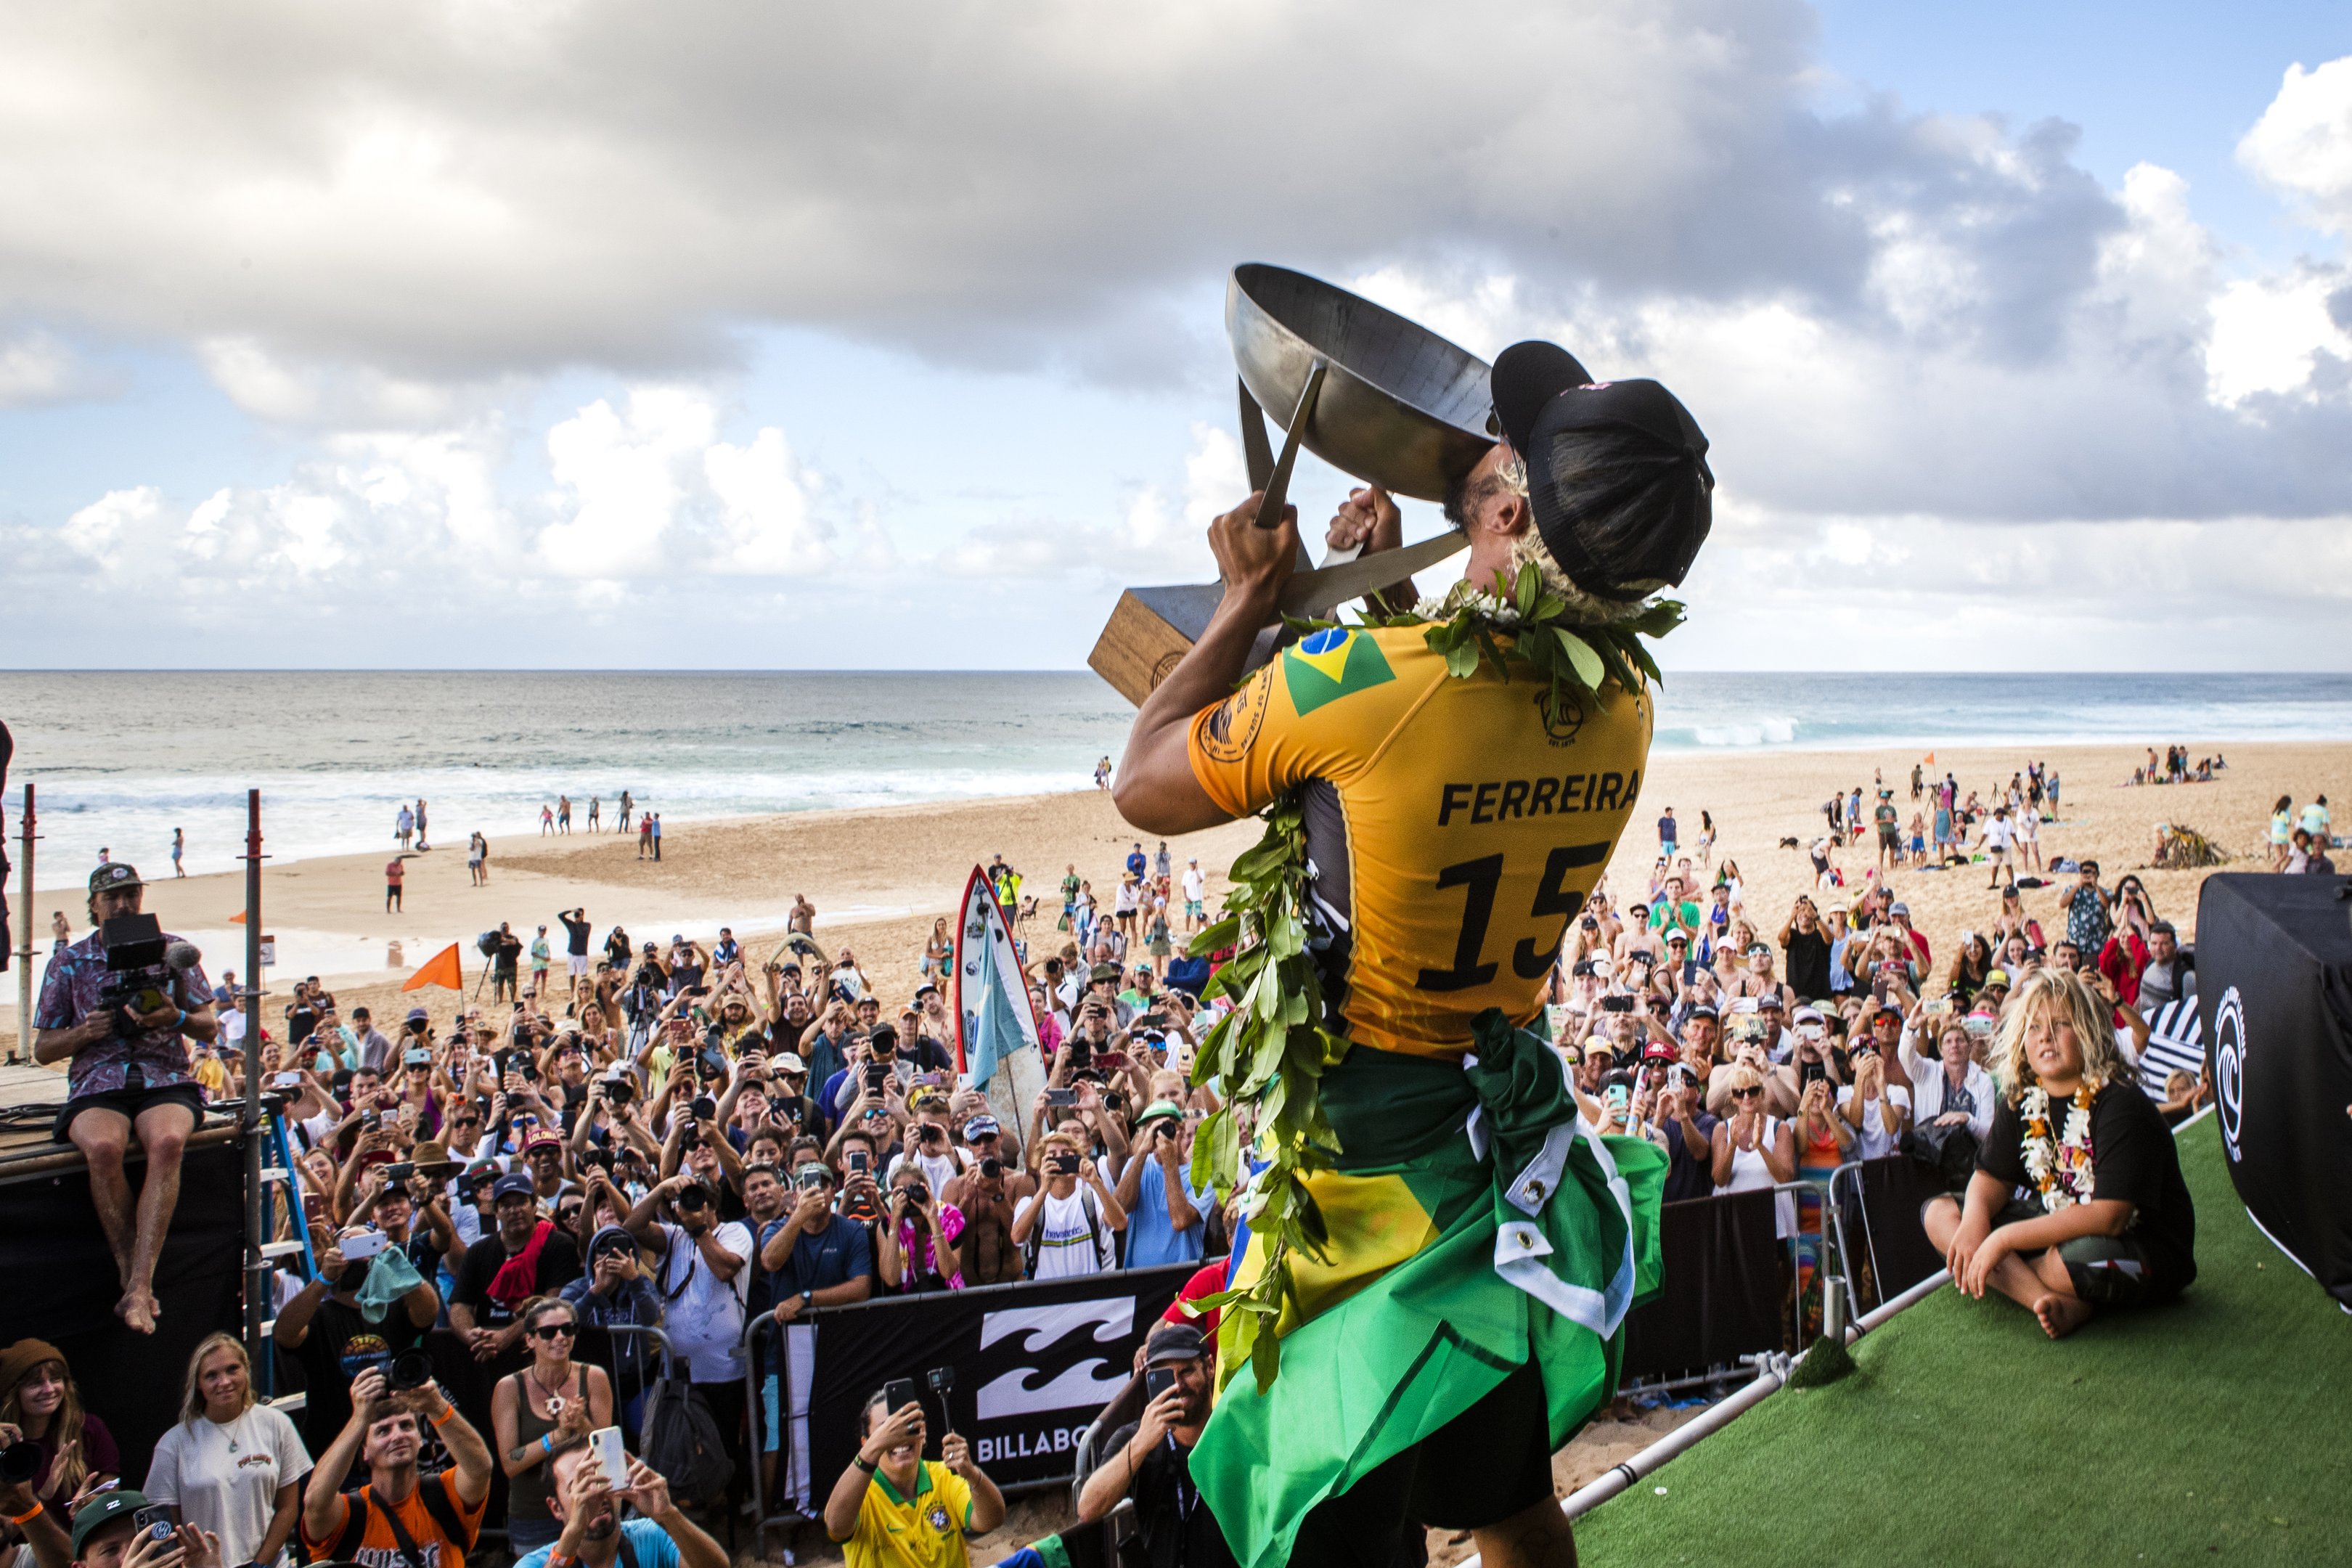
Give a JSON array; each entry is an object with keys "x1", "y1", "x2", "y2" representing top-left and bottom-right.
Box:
[{"x1": 740, "y1": 1310, "x2": 814, "y2": 1563}]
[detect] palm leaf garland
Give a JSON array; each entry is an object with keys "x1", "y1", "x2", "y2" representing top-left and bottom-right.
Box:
[{"x1": 1183, "y1": 562, "x2": 1683, "y2": 1392}]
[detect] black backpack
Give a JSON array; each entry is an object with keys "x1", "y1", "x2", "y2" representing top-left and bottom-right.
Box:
[
  {"x1": 640, "y1": 1366, "x2": 732, "y2": 1508},
  {"x1": 329, "y1": 1479, "x2": 474, "y2": 1568}
]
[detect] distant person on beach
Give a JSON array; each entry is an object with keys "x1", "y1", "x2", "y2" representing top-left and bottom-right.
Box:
[
  {"x1": 558, "y1": 795, "x2": 572, "y2": 834},
  {"x1": 541, "y1": 804, "x2": 555, "y2": 836},
  {"x1": 531, "y1": 926, "x2": 552, "y2": 993},
  {"x1": 637, "y1": 815, "x2": 652, "y2": 860},
  {"x1": 1095, "y1": 756, "x2": 1112, "y2": 791},
  {"x1": 790, "y1": 894, "x2": 816, "y2": 936},
  {"x1": 385, "y1": 855, "x2": 404, "y2": 912},
  {"x1": 170, "y1": 828, "x2": 185, "y2": 878},
  {"x1": 467, "y1": 832, "x2": 488, "y2": 886},
  {"x1": 618, "y1": 791, "x2": 634, "y2": 833},
  {"x1": 586, "y1": 796, "x2": 600, "y2": 832},
  {"x1": 33, "y1": 862, "x2": 217, "y2": 1333},
  {"x1": 650, "y1": 814, "x2": 662, "y2": 862},
  {"x1": 414, "y1": 799, "x2": 428, "y2": 851},
  {"x1": 396, "y1": 803, "x2": 414, "y2": 851}
]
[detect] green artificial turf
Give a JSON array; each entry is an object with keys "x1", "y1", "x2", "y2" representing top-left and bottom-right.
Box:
[{"x1": 1576, "y1": 1116, "x2": 2351, "y2": 1567}]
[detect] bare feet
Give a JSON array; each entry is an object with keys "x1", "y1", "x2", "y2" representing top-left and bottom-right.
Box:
[
  {"x1": 115, "y1": 1290, "x2": 158, "y2": 1334},
  {"x1": 2032, "y1": 1293, "x2": 2091, "y2": 1340}
]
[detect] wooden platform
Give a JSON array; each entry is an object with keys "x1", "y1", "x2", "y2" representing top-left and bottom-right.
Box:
[{"x1": 0, "y1": 1059, "x2": 240, "y2": 1177}]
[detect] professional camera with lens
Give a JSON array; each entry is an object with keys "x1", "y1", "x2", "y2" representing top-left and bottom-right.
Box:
[
  {"x1": 0, "y1": 1438, "x2": 39, "y2": 1485},
  {"x1": 389, "y1": 1348, "x2": 436, "y2": 1391},
  {"x1": 97, "y1": 914, "x2": 201, "y2": 1037}
]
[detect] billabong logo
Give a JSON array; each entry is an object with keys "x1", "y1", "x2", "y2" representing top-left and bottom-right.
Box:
[
  {"x1": 973, "y1": 1299, "x2": 1134, "y2": 1419},
  {"x1": 2212, "y1": 986, "x2": 2246, "y2": 1163}
]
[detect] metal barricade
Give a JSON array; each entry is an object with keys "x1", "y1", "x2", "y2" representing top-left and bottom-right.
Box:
[
  {"x1": 599, "y1": 1320, "x2": 680, "y2": 1442},
  {"x1": 742, "y1": 1310, "x2": 814, "y2": 1562},
  {"x1": 1826, "y1": 1160, "x2": 1871, "y2": 1309},
  {"x1": 1766, "y1": 1178, "x2": 1840, "y2": 1349}
]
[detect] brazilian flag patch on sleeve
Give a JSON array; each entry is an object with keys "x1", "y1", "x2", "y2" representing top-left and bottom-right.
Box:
[{"x1": 1283, "y1": 626, "x2": 1395, "y2": 715}]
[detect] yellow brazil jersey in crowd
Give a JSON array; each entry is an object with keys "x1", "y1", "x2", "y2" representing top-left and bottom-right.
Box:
[
  {"x1": 1188, "y1": 621, "x2": 1651, "y2": 1058},
  {"x1": 838, "y1": 1460, "x2": 977, "y2": 1568}
]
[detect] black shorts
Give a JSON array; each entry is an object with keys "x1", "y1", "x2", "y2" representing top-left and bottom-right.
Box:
[
  {"x1": 55, "y1": 1082, "x2": 206, "y2": 1145},
  {"x1": 1990, "y1": 1197, "x2": 2177, "y2": 1308},
  {"x1": 1287, "y1": 1358, "x2": 1556, "y2": 1563}
]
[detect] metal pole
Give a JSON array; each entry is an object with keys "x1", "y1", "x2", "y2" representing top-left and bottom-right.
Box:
[
  {"x1": 10, "y1": 783, "x2": 32, "y2": 1066},
  {"x1": 241, "y1": 790, "x2": 267, "y2": 1368}
]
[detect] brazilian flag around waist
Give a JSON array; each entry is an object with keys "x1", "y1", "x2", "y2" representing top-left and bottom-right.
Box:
[{"x1": 1191, "y1": 1009, "x2": 1666, "y2": 1568}]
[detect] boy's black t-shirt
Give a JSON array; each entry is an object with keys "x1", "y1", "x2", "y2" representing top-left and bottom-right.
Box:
[{"x1": 1977, "y1": 1079, "x2": 2196, "y2": 1292}]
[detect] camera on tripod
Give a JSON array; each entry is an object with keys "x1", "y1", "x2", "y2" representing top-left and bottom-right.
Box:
[{"x1": 99, "y1": 913, "x2": 200, "y2": 1036}]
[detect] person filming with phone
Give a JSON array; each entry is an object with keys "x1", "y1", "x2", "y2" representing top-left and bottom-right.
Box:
[
  {"x1": 62, "y1": 1492, "x2": 219, "y2": 1568},
  {"x1": 513, "y1": 1440, "x2": 724, "y2": 1568},
  {"x1": 1074, "y1": 1323, "x2": 1233, "y2": 1567},
  {"x1": 823, "y1": 1385, "x2": 1003, "y2": 1565}
]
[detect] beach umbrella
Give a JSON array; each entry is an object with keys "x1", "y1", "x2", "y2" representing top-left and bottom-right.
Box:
[{"x1": 401, "y1": 942, "x2": 465, "y2": 992}]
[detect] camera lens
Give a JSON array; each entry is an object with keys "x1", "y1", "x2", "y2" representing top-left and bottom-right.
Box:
[
  {"x1": 389, "y1": 1348, "x2": 436, "y2": 1392},
  {"x1": 0, "y1": 1442, "x2": 38, "y2": 1485}
]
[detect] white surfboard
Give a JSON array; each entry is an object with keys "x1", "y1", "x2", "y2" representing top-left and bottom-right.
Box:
[{"x1": 954, "y1": 865, "x2": 1047, "y2": 1150}]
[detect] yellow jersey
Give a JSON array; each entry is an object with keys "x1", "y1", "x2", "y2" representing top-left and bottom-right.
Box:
[
  {"x1": 1188, "y1": 622, "x2": 1651, "y2": 1058},
  {"x1": 837, "y1": 1461, "x2": 976, "y2": 1568}
]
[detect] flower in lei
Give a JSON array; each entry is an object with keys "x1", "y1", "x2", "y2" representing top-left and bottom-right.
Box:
[
  {"x1": 2019, "y1": 1085, "x2": 2098, "y2": 1212},
  {"x1": 1183, "y1": 562, "x2": 1683, "y2": 1392}
]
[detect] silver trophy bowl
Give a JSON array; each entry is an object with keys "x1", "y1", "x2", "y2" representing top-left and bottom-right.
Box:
[{"x1": 1226, "y1": 263, "x2": 1498, "y2": 503}]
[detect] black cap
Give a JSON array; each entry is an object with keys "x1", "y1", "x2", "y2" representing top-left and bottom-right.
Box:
[
  {"x1": 72, "y1": 1490, "x2": 153, "y2": 1554},
  {"x1": 1494, "y1": 342, "x2": 1713, "y2": 604},
  {"x1": 1491, "y1": 340, "x2": 1596, "y2": 453},
  {"x1": 89, "y1": 862, "x2": 143, "y2": 896},
  {"x1": 1143, "y1": 1322, "x2": 1207, "y2": 1367}
]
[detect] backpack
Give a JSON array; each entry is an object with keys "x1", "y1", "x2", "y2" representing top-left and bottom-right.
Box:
[
  {"x1": 1024, "y1": 1188, "x2": 1105, "y2": 1276},
  {"x1": 639, "y1": 1365, "x2": 732, "y2": 1508},
  {"x1": 330, "y1": 1479, "x2": 473, "y2": 1568}
]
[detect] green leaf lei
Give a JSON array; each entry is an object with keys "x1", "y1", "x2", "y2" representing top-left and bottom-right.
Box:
[{"x1": 1183, "y1": 561, "x2": 1684, "y2": 1392}]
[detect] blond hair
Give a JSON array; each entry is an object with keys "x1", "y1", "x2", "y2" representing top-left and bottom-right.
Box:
[
  {"x1": 1993, "y1": 968, "x2": 2134, "y2": 1103},
  {"x1": 179, "y1": 1333, "x2": 256, "y2": 1426}
]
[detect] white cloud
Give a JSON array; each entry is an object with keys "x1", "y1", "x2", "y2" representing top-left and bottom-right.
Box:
[
  {"x1": 704, "y1": 427, "x2": 833, "y2": 575},
  {"x1": 2239, "y1": 57, "x2": 2352, "y2": 232},
  {"x1": 0, "y1": 329, "x2": 88, "y2": 407},
  {"x1": 536, "y1": 388, "x2": 717, "y2": 575},
  {"x1": 2208, "y1": 266, "x2": 2352, "y2": 404}
]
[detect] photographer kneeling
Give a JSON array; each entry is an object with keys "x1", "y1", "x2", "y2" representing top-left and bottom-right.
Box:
[
  {"x1": 514, "y1": 1445, "x2": 725, "y2": 1568},
  {"x1": 823, "y1": 1390, "x2": 1003, "y2": 1566},
  {"x1": 1074, "y1": 1324, "x2": 1233, "y2": 1567},
  {"x1": 32, "y1": 864, "x2": 218, "y2": 1335},
  {"x1": 298, "y1": 1367, "x2": 491, "y2": 1568}
]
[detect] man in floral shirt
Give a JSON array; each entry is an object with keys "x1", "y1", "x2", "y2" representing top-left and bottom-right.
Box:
[
  {"x1": 33, "y1": 862, "x2": 218, "y2": 1334},
  {"x1": 2056, "y1": 859, "x2": 2112, "y2": 955}
]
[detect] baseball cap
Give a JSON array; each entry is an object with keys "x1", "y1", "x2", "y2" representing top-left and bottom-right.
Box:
[
  {"x1": 1688, "y1": 1004, "x2": 1720, "y2": 1021},
  {"x1": 1890, "y1": 902, "x2": 1911, "y2": 918},
  {"x1": 1088, "y1": 963, "x2": 1121, "y2": 984},
  {"x1": 773, "y1": 1053, "x2": 808, "y2": 1074},
  {"x1": 1757, "y1": 994, "x2": 1785, "y2": 1010},
  {"x1": 404, "y1": 1007, "x2": 430, "y2": 1024},
  {"x1": 964, "y1": 1116, "x2": 1002, "y2": 1140},
  {"x1": 491, "y1": 1172, "x2": 538, "y2": 1202},
  {"x1": 1983, "y1": 968, "x2": 2013, "y2": 988},
  {"x1": 1641, "y1": 1041, "x2": 1675, "y2": 1063},
  {"x1": 1143, "y1": 1322, "x2": 1207, "y2": 1368},
  {"x1": 913, "y1": 981, "x2": 940, "y2": 1000},
  {"x1": 1793, "y1": 1006, "x2": 1825, "y2": 1026},
  {"x1": 526, "y1": 1130, "x2": 565, "y2": 1155},
  {"x1": 1133, "y1": 1100, "x2": 1184, "y2": 1128},
  {"x1": 1493, "y1": 342, "x2": 1713, "y2": 603},
  {"x1": 72, "y1": 1490, "x2": 154, "y2": 1555},
  {"x1": 89, "y1": 862, "x2": 143, "y2": 896}
]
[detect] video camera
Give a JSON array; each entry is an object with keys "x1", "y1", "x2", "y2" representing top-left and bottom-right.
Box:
[{"x1": 99, "y1": 913, "x2": 200, "y2": 1037}]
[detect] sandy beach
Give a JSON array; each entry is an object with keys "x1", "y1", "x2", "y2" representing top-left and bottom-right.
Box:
[{"x1": 7, "y1": 737, "x2": 2343, "y2": 1056}]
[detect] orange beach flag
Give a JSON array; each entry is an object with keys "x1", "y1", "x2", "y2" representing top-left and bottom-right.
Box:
[
  {"x1": 402, "y1": 943, "x2": 464, "y2": 992},
  {"x1": 1923, "y1": 752, "x2": 1936, "y2": 767}
]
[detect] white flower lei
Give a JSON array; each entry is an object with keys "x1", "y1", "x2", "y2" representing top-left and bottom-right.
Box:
[{"x1": 2019, "y1": 1085, "x2": 2097, "y2": 1213}]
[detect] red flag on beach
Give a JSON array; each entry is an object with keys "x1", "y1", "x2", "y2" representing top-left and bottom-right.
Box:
[{"x1": 402, "y1": 943, "x2": 464, "y2": 992}]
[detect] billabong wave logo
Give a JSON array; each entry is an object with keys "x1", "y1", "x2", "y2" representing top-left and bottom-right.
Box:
[
  {"x1": 973, "y1": 1299, "x2": 1134, "y2": 1419},
  {"x1": 2213, "y1": 986, "x2": 2245, "y2": 1163}
]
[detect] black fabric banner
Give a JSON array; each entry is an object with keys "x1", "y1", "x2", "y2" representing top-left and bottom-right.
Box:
[
  {"x1": 2197, "y1": 873, "x2": 2352, "y2": 1310},
  {"x1": 1853, "y1": 1154, "x2": 1950, "y2": 1306},
  {"x1": 800, "y1": 1263, "x2": 1192, "y2": 1492},
  {"x1": 1620, "y1": 1188, "x2": 1784, "y2": 1379},
  {"x1": 0, "y1": 1138, "x2": 247, "y2": 1485}
]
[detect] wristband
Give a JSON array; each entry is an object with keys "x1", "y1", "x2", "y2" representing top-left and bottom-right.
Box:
[
  {"x1": 547, "y1": 1554, "x2": 578, "y2": 1568},
  {"x1": 542, "y1": 1433, "x2": 555, "y2": 1455},
  {"x1": 853, "y1": 1454, "x2": 878, "y2": 1474},
  {"x1": 6, "y1": 1505, "x2": 41, "y2": 1527},
  {"x1": 429, "y1": 1405, "x2": 455, "y2": 1426}
]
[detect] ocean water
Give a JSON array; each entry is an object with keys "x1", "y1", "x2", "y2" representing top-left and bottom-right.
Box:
[{"x1": 2, "y1": 669, "x2": 2348, "y2": 892}]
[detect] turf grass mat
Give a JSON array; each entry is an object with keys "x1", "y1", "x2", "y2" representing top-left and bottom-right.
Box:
[{"x1": 1575, "y1": 1115, "x2": 2351, "y2": 1565}]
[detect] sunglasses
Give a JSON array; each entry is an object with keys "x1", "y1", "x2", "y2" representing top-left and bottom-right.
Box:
[
  {"x1": 1731, "y1": 1087, "x2": 1764, "y2": 1100},
  {"x1": 529, "y1": 1322, "x2": 578, "y2": 1340}
]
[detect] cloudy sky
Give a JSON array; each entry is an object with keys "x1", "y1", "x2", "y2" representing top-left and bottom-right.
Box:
[{"x1": 3, "y1": 0, "x2": 2349, "y2": 671}]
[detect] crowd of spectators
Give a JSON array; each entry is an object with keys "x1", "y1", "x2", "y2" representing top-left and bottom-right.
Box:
[{"x1": 11, "y1": 763, "x2": 2317, "y2": 1567}]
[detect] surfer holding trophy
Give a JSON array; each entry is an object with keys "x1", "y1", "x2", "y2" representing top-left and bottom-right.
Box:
[{"x1": 1114, "y1": 308, "x2": 1715, "y2": 1567}]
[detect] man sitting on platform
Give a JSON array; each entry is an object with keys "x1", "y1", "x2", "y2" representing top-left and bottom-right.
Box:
[{"x1": 32, "y1": 862, "x2": 219, "y2": 1334}]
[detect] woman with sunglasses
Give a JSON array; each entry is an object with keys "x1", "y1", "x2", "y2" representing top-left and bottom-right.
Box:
[
  {"x1": 491, "y1": 1297, "x2": 613, "y2": 1553},
  {"x1": 1709, "y1": 1066, "x2": 1797, "y2": 1239}
]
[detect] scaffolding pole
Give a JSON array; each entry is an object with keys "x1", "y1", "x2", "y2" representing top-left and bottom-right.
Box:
[
  {"x1": 10, "y1": 783, "x2": 33, "y2": 1066},
  {"x1": 240, "y1": 790, "x2": 268, "y2": 1369}
]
